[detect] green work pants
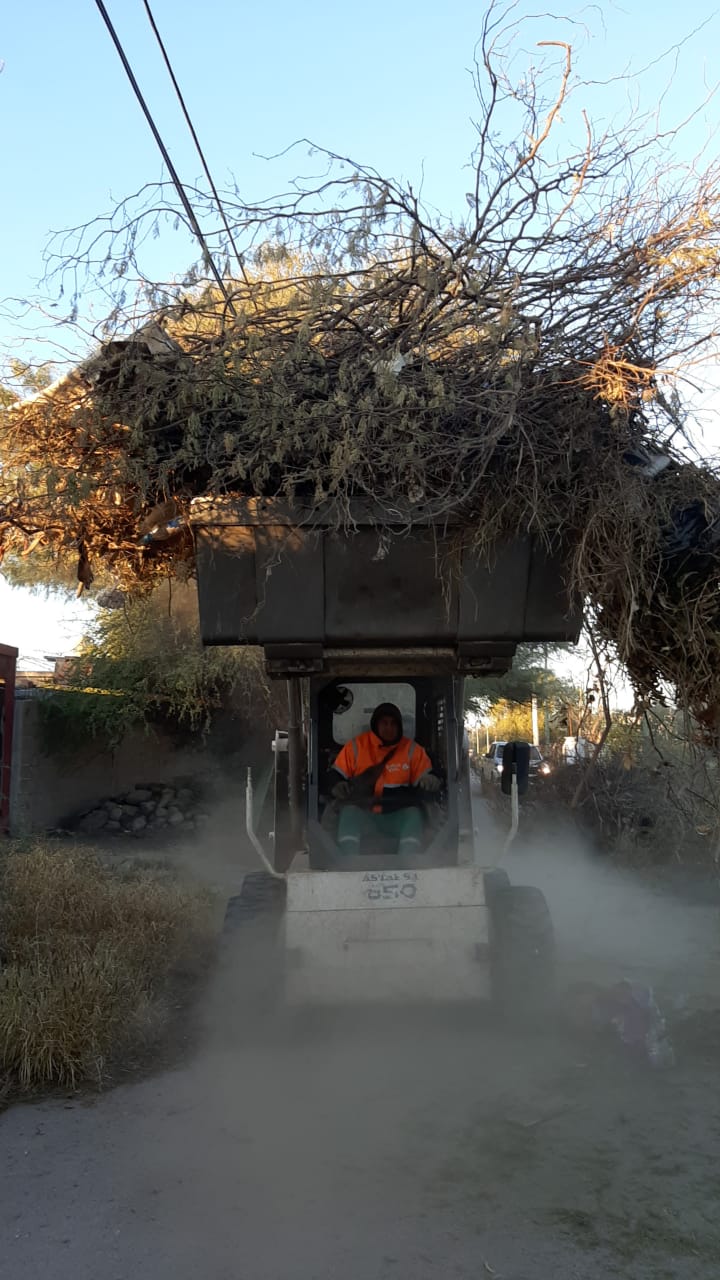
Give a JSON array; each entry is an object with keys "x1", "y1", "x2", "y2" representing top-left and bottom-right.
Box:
[{"x1": 337, "y1": 804, "x2": 423, "y2": 855}]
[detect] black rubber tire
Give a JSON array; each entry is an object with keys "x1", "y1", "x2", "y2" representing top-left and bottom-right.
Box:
[
  {"x1": 488, "y1": 885, "x2": 555, "y2": 1023},
  {"x1": 221, "y1": 872, "x2": 287, "y2": 1025},
  {"x1": 223, "y1": 870, "x2": 285, "y2": 933},
  {"x1": 483, "y1": 868, "x2": 511, "y2": 900}
]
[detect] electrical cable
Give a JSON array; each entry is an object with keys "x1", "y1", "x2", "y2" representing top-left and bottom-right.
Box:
[
  {"x1": 91, "y1": 0, "x2": 236, "y2": 316},
  {"x1": 141, "y1": 0, "x2": 252, "y2": 293}
]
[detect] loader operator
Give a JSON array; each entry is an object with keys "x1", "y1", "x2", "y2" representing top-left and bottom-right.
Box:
[{"x1": 330, "y1": 701, "x2": 441, "y2": 855}]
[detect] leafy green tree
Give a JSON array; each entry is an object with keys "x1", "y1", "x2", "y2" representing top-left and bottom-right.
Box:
[
  {"x1": 466, "y1": 644, "x2": 576, "y2": 715},
  {"x1": 481, "y1": 699, "x2": 535, "y2": 743},
  {"x1": 37, "y1": 583, "x2": 274, "y2": 751},
  {"x1": 466, "y1": 643, "x2": 582, "y2": 748},
  {"x1": 1, "y1": 550, "x2": 83, "y2": 596}
]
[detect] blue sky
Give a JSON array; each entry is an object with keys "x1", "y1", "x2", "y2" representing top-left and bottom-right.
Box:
[
  {"x1": 1, "y1": 0, "x2": 719, "y2": 664},
  {"x1": 3, "y1": 0, "x2": 718, "y2": 323}
]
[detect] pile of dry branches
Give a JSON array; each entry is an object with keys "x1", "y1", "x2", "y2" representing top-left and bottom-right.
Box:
[{"x1": 2, "y1": 12, "x2": 720, "y2": 725}]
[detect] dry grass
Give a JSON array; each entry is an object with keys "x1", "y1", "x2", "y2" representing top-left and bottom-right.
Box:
[
  {"x1": 525, "y1": 758, "x2": 718, "y2": 866},
  {"x1": 0, "y1": 842, "x2": 215, "y2": 1092}
]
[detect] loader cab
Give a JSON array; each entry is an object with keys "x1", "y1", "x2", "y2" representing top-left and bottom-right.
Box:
[
  {"x1": 304, "y1": 675, "x2": 473, "y2": 869},
  {"x1": 189, "y1": 496, "x2": 580, "y2": 875}
]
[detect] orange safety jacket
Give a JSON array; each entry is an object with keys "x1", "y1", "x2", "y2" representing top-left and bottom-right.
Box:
[{"x1": 333, "y1": 731, "x2": 433, "y2": 805}]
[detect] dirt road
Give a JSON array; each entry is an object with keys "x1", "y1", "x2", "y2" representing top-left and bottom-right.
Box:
[{"x1": 2, "y1": 810, "x2": 720, "y2": 1279}]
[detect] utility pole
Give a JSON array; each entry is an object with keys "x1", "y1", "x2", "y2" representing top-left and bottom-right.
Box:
[
  {"x1": 542, "y1": 643, "x2": 550, "y2": 746},
  {"x1": 531, "y1": 693, "x2": 540, "y2": 747}
]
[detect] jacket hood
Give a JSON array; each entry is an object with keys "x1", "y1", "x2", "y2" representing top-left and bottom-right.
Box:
[{"x1": 370, "y1": 702, "x2": 404, "y2": 743}]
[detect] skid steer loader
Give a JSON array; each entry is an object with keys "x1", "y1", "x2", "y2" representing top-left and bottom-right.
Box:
[{"x1": 190, "y1": 498, "x2": 580, "y2": 1017}]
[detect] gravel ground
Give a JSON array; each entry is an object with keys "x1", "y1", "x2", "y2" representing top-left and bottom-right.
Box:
[{"x1": 2, "y1": 797, "x2": 720, "y2": 1280}]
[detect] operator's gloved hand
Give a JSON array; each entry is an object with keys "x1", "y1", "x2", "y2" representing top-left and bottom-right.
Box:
[
  {"x1": 417, "y1": 772, "x2": 442, "y2": 793},
  {"x1": 331, "y1": 778, "x2": 352, "y2": 801}
]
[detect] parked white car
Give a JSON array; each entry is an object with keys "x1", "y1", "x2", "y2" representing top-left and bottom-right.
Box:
[{"x1": 479, "y1": 741, "x2": 551, "y2": 785}]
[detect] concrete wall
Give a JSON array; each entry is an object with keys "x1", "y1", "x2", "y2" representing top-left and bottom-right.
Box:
[{"x1": 9, "y1": 692, "x2": 272, "y2": 834}]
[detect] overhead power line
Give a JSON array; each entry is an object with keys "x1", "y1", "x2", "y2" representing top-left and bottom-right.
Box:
[
  {"x1": 141, "y1": 0, "x2": 252, "y2": 292},
  {"x1": 92, "y1": 0, "x2": 236, "y2": 316}
]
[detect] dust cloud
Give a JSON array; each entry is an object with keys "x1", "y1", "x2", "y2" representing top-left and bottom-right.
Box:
[
  {"x1": 503, "y1": 816, "x2": 720, "y2": 1007},
  {"x1": 111, "y1": 799, "x2": 718, "y2": 1279},
  {"x1": 189, "y1": 780, "x2": 720, "y2": 1053},
  {"x1": 6, "y1": 790, "x2": 718, "y2": 1279}
]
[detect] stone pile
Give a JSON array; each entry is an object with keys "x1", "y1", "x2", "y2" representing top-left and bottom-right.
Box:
[{"x1": 74, "y1": 782, "x2": 209, "y2": 837}]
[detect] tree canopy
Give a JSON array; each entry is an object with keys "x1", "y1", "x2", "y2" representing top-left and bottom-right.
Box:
[
  {"x1": 466, "y1": 644, "x2": 576, "y2": 714},
  {"x1": 2, "y1": 9, "x2": 720, "y2": 728}
]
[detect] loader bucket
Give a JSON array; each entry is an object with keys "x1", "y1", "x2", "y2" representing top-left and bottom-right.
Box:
[{"x1": 189, "y1": 498, "x2": 580, "y2": 674}]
